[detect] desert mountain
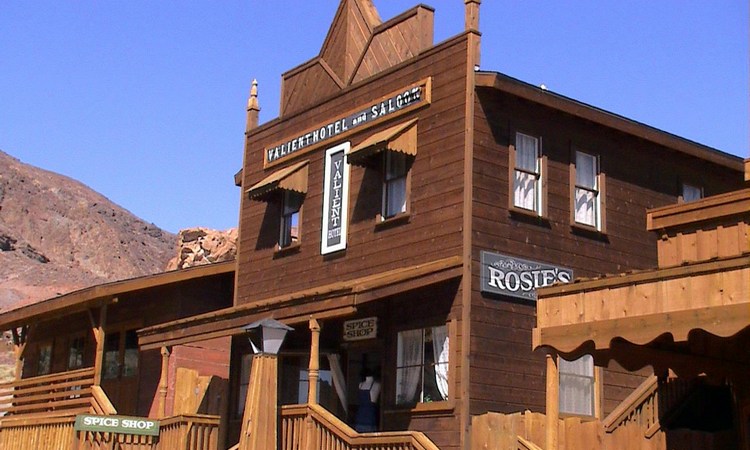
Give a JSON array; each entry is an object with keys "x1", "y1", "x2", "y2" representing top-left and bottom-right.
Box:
[{"x1": 0, "y1": 149, "x2": 177, "y2": 313}]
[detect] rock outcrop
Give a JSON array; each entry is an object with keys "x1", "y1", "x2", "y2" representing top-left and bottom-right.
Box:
[{"x1": 166, "y1": 227, "x2": 237, "y2": 270}]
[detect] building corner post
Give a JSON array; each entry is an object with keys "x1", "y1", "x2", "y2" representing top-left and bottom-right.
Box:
[
  {"x1": 158, "y1": 346, "x2": 172, "y2": 418},
  {"x1": 545, "y1": 353, "x2": 559, "y2": 450}
]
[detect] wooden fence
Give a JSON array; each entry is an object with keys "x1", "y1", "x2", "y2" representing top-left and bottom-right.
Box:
[
  {"x1": 0, "y1": 414, "x2": 220, "y2": 450},
  {"x1": 0, "y1": 367, "x2": 98, "y2": 418},
  {"x1": 280, "y1": 403, "x2": 439, "y2": 450}
]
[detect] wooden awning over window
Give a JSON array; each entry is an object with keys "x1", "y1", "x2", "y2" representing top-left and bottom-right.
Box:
[
  {"x1": 347, "y1": 119, "x2": 417, "y2": 166},
  {"x1": 532, "y1": 255, "x2": 750, "y2": 356},
  {"x1": 246, "y1": 160, "x2": 309, "y2": 201}
]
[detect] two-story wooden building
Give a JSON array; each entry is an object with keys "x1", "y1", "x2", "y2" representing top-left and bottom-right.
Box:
[
  {"x1": 0, "y1": 1, "x2": 745, "y2": 450},
  {"x1": 136, "y1": 1, "x2": 744, "y2": 449}
]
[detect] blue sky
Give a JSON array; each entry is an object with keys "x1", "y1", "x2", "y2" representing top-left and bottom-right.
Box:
[{"x1": 1, "y1": 1, "x2": 747, "y2": 233}]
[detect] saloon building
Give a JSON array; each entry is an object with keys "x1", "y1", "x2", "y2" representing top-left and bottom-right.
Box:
[{"x1": 0, "y1": 1, "x2": 745, "y2": 450}]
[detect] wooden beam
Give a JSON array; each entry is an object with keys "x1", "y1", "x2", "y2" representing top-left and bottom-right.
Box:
[
  {"x1": 545, "y1": 354, "x2": 559, "y2": 450},
  {"x1": 11, "y1": 326, "x2": 28, "y2": 381},
  {"x1": 92, "y1": 304, "x2": 107, "y2": 386}
]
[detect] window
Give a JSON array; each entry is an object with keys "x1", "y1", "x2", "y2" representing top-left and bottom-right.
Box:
[
  {"x1": 280, "y1": 191, "x2": 302, "y2": 248},
  {"x1": 681, "y1": 183, "x2": 703, "y2": 203},
  {"x1": 37, "y1": 342, "x2": 53, "y2": 375},
  {"x1": 395, "y1": 325, "x2": 449, "y2": 405},
  {"x1": 236, "y1": 353, "x2": 253, "y2": 418},
  {"x1": 559, "y1": 354, "x2": 595, "y2": 416},
  {"x1": 103, "y1": 329, "x2": 139, "y2": 380},
  {"x1": 512, "y1": 132, "x2": 544, "y2": 215},
  {"x1": 382, "y1": 151, "x2": 408, "y2": 219},
  {"x1": 67, "y1": 335, "x2": 85, "y2": 370},
  {"x1": 572, "y1": 151, "x2": 605, "y2": 231}
]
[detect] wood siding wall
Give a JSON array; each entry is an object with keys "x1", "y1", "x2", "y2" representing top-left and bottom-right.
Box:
[
  {"x1": 468, "y1": 88, "x2": 743, "y2": 418},
  {"x1": 237, "y1": 35, "x2": 469, "y2": 312},
  {"x1": 237, "y1": 34, "x2": 471, "y2": 450}
]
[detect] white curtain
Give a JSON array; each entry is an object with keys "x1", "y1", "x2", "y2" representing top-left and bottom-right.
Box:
[
  {"x1": 386, "y1": 176, "x2": 407, "y2": 216},
  {"x1": 559, "y1": 355, "x2": 594, "y2": 416},
  {"x1": 326, "y1": 354, "x2": 348, "y2": 413},
  {"x1": 514, "y1": 171, "x2": 536, "y2": 210},
  {"x1": 431, "y1": 325, "x2": 449, "y2": 401},
  {"x1": 575, "y1": 188, "x2": 596, "y2": 226},
  {"x1": 396, "y1": 329, "x2": 423, "y2": 404}
]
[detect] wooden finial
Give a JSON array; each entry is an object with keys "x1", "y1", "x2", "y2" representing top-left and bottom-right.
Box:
[
  {"x1": 465, "y1": 0, "x2": 480, "y2": 31},
  {"x1": 246, "y1": 79, "x2": 260, "y2": 132}
]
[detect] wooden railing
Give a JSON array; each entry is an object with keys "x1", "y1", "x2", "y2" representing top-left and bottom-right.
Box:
[
  {"x1": 0, "y1": 367, "x2": 97, "y2": 418},
  {"x1": 603, "y1": 374, "x2": 697, "y2": 438},
  {"x1": 157, "y1": 414, "x2": 220, "y2": 449},
  {"x1": 0, "y1": 413, "x2": 220, "y2": 450},
  {"x1": 280, "y1": 404, "x2": 440, "y2": 450}
]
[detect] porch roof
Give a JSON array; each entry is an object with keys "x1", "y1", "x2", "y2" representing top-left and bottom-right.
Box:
[
  {"x1": 532, "y1": 255, "x2": 750, "y2": 357},
  {"x1": 0, "y1": 261, "x2": 236, "y2": 330},
  {"x1": 138, "y1": 255, "x2": 462, "y2": 350}
]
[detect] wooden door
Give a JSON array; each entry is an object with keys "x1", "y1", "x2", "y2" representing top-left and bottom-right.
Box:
[{"x1": 100, "y1": 327, "x2": 140, "y2": 415}]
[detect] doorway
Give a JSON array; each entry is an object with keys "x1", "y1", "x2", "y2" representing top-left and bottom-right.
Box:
[{"x1": 346, "y1": 345, "x2": 382, "y2": 431}]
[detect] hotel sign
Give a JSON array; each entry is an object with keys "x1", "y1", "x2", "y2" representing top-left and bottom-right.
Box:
[
  {"x1": 480, "y1": 251, "x2": 573, "y2": 301},
  {"x1": 264, "y1": 79, "x2": 431, "y2": 166},
  {"x1": 343, "y1": 317, "x2": 377, "y2": 341},
  {"x1": 321, "y1": 143, "x2": 350, "y2": 254},
  {"x1": 74, "y1": 414, "x2": 160, "y2": 437}
]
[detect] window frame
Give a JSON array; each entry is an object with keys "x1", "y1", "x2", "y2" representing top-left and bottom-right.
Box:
[
  {"x1": 37, "y1": 341, "x2": 53, "y2": 376},
  {"x1": 67, "y1": 333, "x2": 87, "y2": 370},
  {"x1": 380, "y1": 151, "x2": 411, "y2": 222},
  {"x1": 558, "y1": 354, "x2": 600, "y2": 418},
  {"x1": 570, "y1": 150, "x2": 607, "y2": 233},
  {"x1": 279, "y1": 190, "x2": 303, "y2": 250},
  {"x1": 680, "y1": 182, "x2": 703, "y2": 203},
  {"x1": 394, "y1": 324, "x2": 449, "y2": 408},
  {"x1": 509, "y1": 132, "x2": 547, "y2": 217}
]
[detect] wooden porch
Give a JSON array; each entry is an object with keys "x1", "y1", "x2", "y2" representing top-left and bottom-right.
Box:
[{"x1": 0, "y1": 368, "x2": 220, "y2": 450}]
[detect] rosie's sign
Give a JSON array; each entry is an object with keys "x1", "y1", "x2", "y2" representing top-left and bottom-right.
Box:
[{"x1": 480, "y1": 251, "x2": 573, "y2": 301}]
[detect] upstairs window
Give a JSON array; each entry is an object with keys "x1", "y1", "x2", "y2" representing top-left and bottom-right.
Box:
[
  {"x1": 511, "y1": 132, "x2": 545, "y2": 215},
  {"x1": 559, "y1": 354, "x2": 596, "y2": 417},
  {"x1": 280, "y1": 191, "x2": 302, "y2": 248},
  {"x1": 383, "y1": 151, "x2": 408, "y2": 219},
  {"x1": 396, "y1": 325, "x2": 449, "y2": 405},
  {"x1": 572, "y1": 151, "x2": 606, "y2": 231},
  {"x1": 681, "y1": 183, "x2": 703, "y2": 203},
  {"x1": 347, "y1": 120, "x2": 417, "y2": 224},
  {"x1": 246, "y1": 160, "x2": 309, "y2": 252}
]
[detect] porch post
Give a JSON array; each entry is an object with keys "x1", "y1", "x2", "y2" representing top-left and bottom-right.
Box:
[
  {"x1": 545, "y1": 353, "x2": 559, "y2": 450},
  {"x1": 307, "y1": 318, "x2": 320, "y2": 405},
  {"x1": 11, "y1": 326, "x2": 28, "y2": 380},
  {"x1": 158, "y1": 346, "x2": 172, "y2": 418},
  {"x1": 239, "y1": 354, "x2": 279, "y2": 450},
  {"x1": 92, "y1": 304, "x2": 108, "y2": 386}
]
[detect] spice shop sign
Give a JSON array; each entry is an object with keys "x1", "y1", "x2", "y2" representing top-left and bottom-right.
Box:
[
  {"x1": 74, "y1": 414, "x2": 160, "y2": 437},
  {"x1": 265, "y1": 79, "x2": 430, "y2": 165},
  {"x1": 480, "y1": 251, "x2": 573, "y2": 301},
  {"x1": 343, "y1": 317, "x2": 377, "y2": 341}
]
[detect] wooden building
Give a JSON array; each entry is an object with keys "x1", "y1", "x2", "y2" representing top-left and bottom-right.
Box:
[
  {"x1": 533, "y1": 159, "x2": 750, "y2": 449},
  {"x1": 0, "y1": 1, "x2": 745, "y2": 450},
  {"x1": 136, "y1": 1, "x2": 743, "y2": 449}
]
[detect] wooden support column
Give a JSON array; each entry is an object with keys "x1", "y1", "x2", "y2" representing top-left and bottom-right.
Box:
[
  {"x1": 545, "y1": 353, "x2": 559, "y2": 450},
  {"x1": 11, "y1": 326, "x2": 28, "y2": 380},
  {"x1": 307, "y1": 318, "x2": 320, "y2": 405},
  {"x1": 92, "y1": 304, "x2": 108, "y2": 386},
  {"x1": 238, "y1": 354, "x2": 279, "y2": 450},
  {"x1": 158, "y1": 346, "x2": 172, "y2": 418}
]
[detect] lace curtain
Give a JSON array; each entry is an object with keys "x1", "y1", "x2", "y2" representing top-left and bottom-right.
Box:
[
  {"x1": 396, "y1": 329, "x2": 423, "y2": 404},
  {"x1": 431, "y1": 325, "x2": 449, "y2": 400}
]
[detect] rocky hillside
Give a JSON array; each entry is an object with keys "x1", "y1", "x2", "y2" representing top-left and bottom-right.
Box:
[{"x1": 0, "y1": 149, "x2": 177, "y2": 313}]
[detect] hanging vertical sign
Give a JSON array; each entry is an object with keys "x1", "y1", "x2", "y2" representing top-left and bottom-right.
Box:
[{"x1": 321, "y1": 142, "x2": 350, "y2": 254}]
